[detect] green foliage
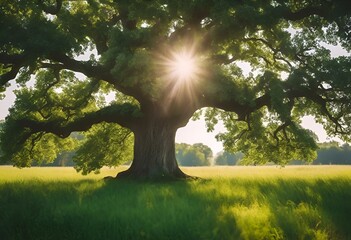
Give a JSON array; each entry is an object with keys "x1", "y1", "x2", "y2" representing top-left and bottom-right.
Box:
[
  {"x1": 0, "y1": 1, "x2": 75, "y2": 57},
  {"x1": 74, "y1": 123, "x2": 133, "y2": 175},
  {"x1": 47, "y1": 151, "x2": 76, "y2": 167},
  {"x1": 0, "y1": 118, "x2": 77, "y2": 167},
  {"x1": 216, "y1": 110, "x2": 318, "y2": 165},
  {"x1": 36, "y1": 132, "x2": 84, "y2": 167},
  {"x1": 176, "y1": 143, "x2": 212, "y2": 166},
  {"x1": 0, "y1": 116, "x2": 76, "y2": 166}
]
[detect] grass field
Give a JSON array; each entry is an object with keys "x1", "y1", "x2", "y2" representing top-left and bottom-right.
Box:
[{"x1": 0, "y1": 166, "x2": 351, "y2": 240}]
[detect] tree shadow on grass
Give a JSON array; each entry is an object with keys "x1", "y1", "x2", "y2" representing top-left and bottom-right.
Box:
[
  {"x1": 0, "y1": 178, "x2": 350, "y2": 239},
  {"x1": 91, "y1": 179, "x2": 242, "y2": 240},
  {"x1": 256, "y1": 178, "x2": 351, "y2": 239},
  {"x1": 0, "y1": 179, "x2": 241, "y2": 240}
]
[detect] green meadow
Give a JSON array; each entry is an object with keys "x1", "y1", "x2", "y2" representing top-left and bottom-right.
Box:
[{"x1": 0, "y1": 166, "x2": 351, "y2": 240}]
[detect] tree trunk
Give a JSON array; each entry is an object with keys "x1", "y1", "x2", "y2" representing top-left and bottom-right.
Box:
[{"x1": 116, "y1": 118, "x2": 189, "y2": 180}]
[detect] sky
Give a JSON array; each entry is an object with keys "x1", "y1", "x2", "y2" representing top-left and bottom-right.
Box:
[{"x1": 0, "y1": 44, "x2": 348, "y2": 154}]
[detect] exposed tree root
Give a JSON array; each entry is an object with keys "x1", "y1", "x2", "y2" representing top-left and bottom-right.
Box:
[{"x1": 103, "y1": 168, "x2": 200, "y2": 181}]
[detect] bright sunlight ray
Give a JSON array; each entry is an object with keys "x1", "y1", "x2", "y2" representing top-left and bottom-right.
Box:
[
  {"x1": 154, "y1": 43, "x2": 209, "y2": 109},
  {"x1": 169, "y1": 51, "x2": 197, "y2": 82}
]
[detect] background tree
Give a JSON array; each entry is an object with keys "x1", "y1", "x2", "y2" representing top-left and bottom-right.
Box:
[
  {"x1": 215, "y1": 151, "x2": 243, "y2": 166},
  {"x1": 313, "y1": 142, "x2": 351, "y2": 165},
  {"x1": 193, "y1": 143, "x2": 213, "y2": 163},
  {"x1": 48, "y1": 151, "x2": 76, "y2": 167},
  {"x1": 176, "y1": 143, "x2": 212, "y2": 166},
  {"x1": 0, "y1": 0, "x2": 350, "y2": 179}
]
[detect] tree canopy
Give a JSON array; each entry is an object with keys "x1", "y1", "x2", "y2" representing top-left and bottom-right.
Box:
[{"x1": 0, "y1": 0, "x2": 350, "y2": 178}]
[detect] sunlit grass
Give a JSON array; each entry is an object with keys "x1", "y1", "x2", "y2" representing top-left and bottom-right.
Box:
[
  {"x1": 2, "y1": 165, "x2": 350, "y2": 181},
  {"x1": 0, "y1": 165, "x2": 128, "y2": 181},
  {"x1": 183, "y1": 165, "x2": 351, "y2": 181},
  {"x1": 0, "y1": 166, "x2": 350, "y2": 239}
]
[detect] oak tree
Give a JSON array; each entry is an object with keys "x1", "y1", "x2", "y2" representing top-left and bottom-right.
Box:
[{"x1": 0, "y1": 0, "x2": 350, "y2": 179}]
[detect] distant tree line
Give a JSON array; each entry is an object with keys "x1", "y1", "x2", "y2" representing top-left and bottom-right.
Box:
[
  {"x1": 214, "y1": 152, "x2": 244, "y2": 165},
  {"x1": 217, "y1": 142, "x2": 351, "y2": 166},
  {"x1": 143, "y1": 140, "x2": 351, "y2": 166},
  {"x1": 48, "y1": 141, "x2": 351, "y2": 166},
  {"x1": 311, "y1": 142, "x2": 351, "y2": 165}
]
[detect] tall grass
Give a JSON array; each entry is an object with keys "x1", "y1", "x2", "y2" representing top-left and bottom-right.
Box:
[{"x1": 0, "y1": 166, "x2": 350, "y2": 239}]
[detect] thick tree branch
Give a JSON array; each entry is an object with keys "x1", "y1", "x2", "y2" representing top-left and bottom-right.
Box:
[
  {"x1": 17, "y1": 103, "x2": 141, "y2": 138},
  {"x1": 201, "y1": 92, "x2": 271, "y2": 122},
  {"x1": 272, "y1": 120, "x2": 292, "y2": 145},
  {"x1": 287, "y1": 87, "x2": 350, "y2": 134},
  {"x1": 243, "y1": 37, "x2": 294, "y2": 69},
  {"x1": 0, "y1": 53, "x2": 26, "y2": 64},
  {"x1": 47, "y1": 53, "x2": 151, "y2": 103},
  {"x1": 49, "y1": 53, "x2": 113, "y2": 81},
  {"x1": 0, "y1": 53, "x2": 28, "y2": 86},
  {"x1": 0, "y1": 65, "x2": 21, "y2": 86},
  {"x1": 278, "y1": 5, "x2": 329, "y2": 21}
]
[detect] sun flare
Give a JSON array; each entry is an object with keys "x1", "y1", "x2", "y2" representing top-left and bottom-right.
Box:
[
  {"x1": 170, "y1": 52, "x2": 197, "y2": 81},
  {"x1": 165, "y1": 50, "x2": 201, "y2": 83},
  {"x1": 153, "y1": 46, "x2": 206, "y2": 106}
]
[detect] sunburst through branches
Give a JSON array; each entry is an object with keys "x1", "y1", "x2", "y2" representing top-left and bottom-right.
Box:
[{"x1": 168, "y1": 50, "x2": 199, "y2": 83}]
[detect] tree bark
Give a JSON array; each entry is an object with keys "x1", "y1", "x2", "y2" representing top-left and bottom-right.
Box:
[{"x1": 116, "y1": 117, "x2": 189, "y2": 180}]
